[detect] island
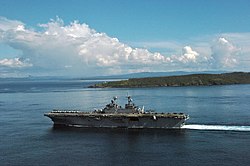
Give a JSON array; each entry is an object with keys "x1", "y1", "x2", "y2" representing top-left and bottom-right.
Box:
[{"x1": 88, "y1": 72, "x2": 250, "y2": 88}]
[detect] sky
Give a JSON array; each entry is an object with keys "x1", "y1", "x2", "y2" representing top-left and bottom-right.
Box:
[{"x1": 0, "y1": 0, "x2": 250, "y2": 77}]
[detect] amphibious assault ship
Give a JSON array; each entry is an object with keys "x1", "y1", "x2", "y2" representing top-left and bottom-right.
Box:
[{"x1": 44, "y1": 96, "x2": 189, "y2": 129}]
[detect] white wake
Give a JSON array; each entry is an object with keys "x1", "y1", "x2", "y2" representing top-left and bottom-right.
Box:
[{"x1": 182, "y1": 124, "x2": 250, "y2": 131}]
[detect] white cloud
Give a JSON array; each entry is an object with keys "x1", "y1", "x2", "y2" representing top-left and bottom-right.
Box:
[
  {"x1": 0, "y1": 17, "x2": 249, "y2": 77},
  {"x1": 0, "y1": 16, "x2": 24, "y2": 32},
  {"x1": 0, "y1": 58, "x2": 32, "y2": 68},
  {"x1": 169, "y1": 46, "x2": 209, "y2": 69},
  {"x1": 211, "y1": 37, "x2": 239, "y2": 68},
  {"x1": 131, "y1": 34, "x2": 250, "y2": 71},
  {"x1": 0, "y1": 17, "x2": 176, "y2": 76},
  {"x1": 218, "y1": 37, "x2": 228, "y2": 44},
  {"x1": 180, "y1": 46, "x2": 199, "y2": 63}
]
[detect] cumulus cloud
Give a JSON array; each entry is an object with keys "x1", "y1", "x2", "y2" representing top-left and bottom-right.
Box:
[
  {"x1": 169, "y1": 45, "x2": 210, "y2": 69},
  {"x1": 1, "y1": 17, "x2": 177, "y2": 76},
  {"x1": 0, "y1": 17, "x2": 248, "y2": 77},
  {"x1": 211, "y1": 37, "x2": 239, "y2": 68},
  {"x1": 179, "y1": 46, "x2": 199, "y2": 63},
  {"x1": 0, "y1": 16, "x2": 24, "y2": 32},
  {"x1": 0, "y1": 58, "x2": 32, "y2": 68}
]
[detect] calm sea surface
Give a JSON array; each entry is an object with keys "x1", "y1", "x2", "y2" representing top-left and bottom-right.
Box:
[{"x1": 1, "y1": 79, "x2": 250, "y2": 166}]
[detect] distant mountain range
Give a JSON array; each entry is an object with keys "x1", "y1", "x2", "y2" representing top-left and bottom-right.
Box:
[
  {"x1": 0, "y1": 71, "x2": 232, "y2": 81},
  {"x1": 81, "y1": 71, "x2": 227, "y2": 80}
]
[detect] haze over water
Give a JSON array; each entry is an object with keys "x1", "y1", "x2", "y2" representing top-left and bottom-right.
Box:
[{"x1": 1, "y1": 79, "x2": 250, "y2": 165}]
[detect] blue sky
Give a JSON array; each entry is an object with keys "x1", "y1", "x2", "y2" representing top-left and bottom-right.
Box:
[{"x1": 0, "y1": 0, "x2": 250, "y2": 77}]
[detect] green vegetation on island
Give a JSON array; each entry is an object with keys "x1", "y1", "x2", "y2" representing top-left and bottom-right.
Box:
[{"x1": 89, "y1": 72, "x2": 250, "y2": 88}]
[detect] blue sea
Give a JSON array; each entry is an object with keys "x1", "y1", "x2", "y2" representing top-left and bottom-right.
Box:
[{"x1": 1, "y1": 79, "x2": 250, "y2": 166}]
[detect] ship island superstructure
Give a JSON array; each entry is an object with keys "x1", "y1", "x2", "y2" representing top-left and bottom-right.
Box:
[{"x1": 44, "y1": 96, "x2": 189, "y2": 129}]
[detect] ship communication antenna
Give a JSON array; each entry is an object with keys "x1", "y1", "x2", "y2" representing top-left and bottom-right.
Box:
[{"x1": 113, "y1": 96, "x2": 118, "y2": 101}]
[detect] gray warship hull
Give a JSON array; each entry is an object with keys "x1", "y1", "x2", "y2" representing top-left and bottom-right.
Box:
[{"x1": 44, "y1": 112, "x2": 188, "y2": 129}]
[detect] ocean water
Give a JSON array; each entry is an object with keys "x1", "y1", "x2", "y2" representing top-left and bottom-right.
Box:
[{"x1": 1, "y1": 79, "x2": 250, "y2": 166}]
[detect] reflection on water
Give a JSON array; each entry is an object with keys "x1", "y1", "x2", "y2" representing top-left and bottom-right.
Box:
[
  {"x1": 50, "y1": 125, "x2": 187, "y2": 135},
  {"x1": 45, "y1": 126, "x2": 189, "y2": 165}
]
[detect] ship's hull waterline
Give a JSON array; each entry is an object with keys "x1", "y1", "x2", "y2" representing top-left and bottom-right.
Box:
[{"x1": 44, "y1": 112, "x2": 188, "y2": 129}]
